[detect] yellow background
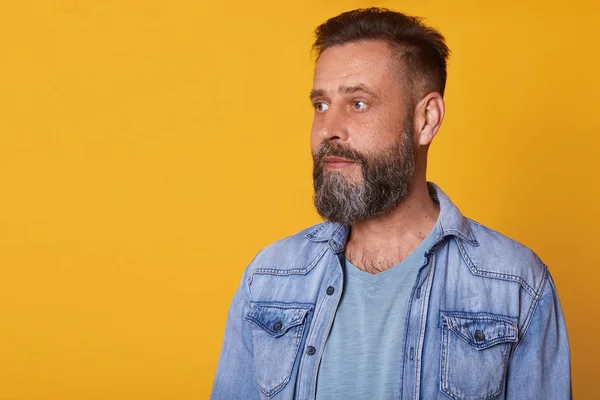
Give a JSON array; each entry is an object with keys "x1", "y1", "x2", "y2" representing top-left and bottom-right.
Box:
[{"x1": 1, "y1": 0, "x2": 598, "y2": 398}]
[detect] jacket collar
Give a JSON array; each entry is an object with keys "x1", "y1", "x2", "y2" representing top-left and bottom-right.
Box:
[{"x1": 305, "y1": 182, "x2": 478, "y2": 253}]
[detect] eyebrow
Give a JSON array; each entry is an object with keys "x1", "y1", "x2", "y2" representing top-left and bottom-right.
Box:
[{"x1": 309, "y1": 84, "x2": 379, "y2": 101}]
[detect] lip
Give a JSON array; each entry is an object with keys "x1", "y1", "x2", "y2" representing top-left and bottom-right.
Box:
[
  {"x1": 323, "y1": 156, "x2": 356, "y2": 170},
  {"x1": 323, "y1": 156, "x2": 355, "y2": 163}
]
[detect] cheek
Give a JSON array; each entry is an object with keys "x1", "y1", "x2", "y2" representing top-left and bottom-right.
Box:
[
  {"x1": 348, "y1": 117, "x2": 387, "y2": 150},
  {"x1": 366, "y1": 114, "x2": 404, "y2": 149}
]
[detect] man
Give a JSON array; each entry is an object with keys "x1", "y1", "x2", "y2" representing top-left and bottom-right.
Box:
[{"x1": 211, "y1": 8, "x2": 571, "y2": 400}]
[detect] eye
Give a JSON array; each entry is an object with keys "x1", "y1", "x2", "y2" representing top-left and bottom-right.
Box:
[
  {"x1": 314, "y1": 102, "x2": 329, "y2": 112},
  {"x1": 353, "y1": 101, "x2": 367, "y2": 111}
]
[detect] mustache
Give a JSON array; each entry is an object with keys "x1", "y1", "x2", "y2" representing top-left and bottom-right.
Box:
[{"x1": 313, "y1": 141, "x2": 368, "y2": 166}]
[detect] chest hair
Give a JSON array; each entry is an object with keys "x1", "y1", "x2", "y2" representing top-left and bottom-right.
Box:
[{"x1": 345, "y1": 242, "x2": 419, "y2": 274}]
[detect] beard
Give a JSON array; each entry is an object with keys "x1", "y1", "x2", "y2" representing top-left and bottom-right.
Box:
[{"x1": 312, "y1": 118, "x2": 416, "y2": 225}]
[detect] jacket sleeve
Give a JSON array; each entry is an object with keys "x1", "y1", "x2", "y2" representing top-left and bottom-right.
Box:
[
  {"x1": 505, "y1": 272, "x2": 571, "y2": 399},
  {"x1": 210, "y1": 267, "x2": 260, "y2": 400}
]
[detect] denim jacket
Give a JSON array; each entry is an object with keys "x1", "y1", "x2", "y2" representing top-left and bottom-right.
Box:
[{"x1": 211, "y1": 183, "x2": 571, "y2": 400}]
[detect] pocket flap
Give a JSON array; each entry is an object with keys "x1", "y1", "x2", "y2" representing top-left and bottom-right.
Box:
[
  {"x1": 246, "y1": 303, "x2": 312, "y2": 338},
  {"x1": 441, "y1": 312, "x2": 518, "y2": 350}
]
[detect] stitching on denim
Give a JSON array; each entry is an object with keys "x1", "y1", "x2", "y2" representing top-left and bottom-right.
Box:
[
  {"x1": 330, "y1": 222, "x2": 346, "y2": 239},
  {"x1": 328, "y1": 238, "x2": 344, "y2": 253},
  {"x1": 443, "y1": 228, "x2": 478, "y2": 245},
  {"x1": 456, "y1": 240, "x2": 540, "y2": 299},
  {"x1": 246, "y1": 250, "x2": 264, "y2": 288},
  {"x1": 306, "y1": 257, "x2": 344, "y2": 399},
  {"x1": 285, "y1": 256, "x2": 342, "y2": 400},
  {"x1": 440, "y1": 312, "x2": 518, "y2": 352},
  {"x1": 246, "y1": 303, "x2": 311, "y2": 322},
  {"x1": 398, "y1": 268, "x2": 425, "y2": 398},
  {"x1": 438, "y1": 217, "x2": 478, "y2": 246},
  {"x1": 464, "y1": 219, "x2": 546, "y2": 299},
  {"x1": 247, "y1": 274, "x2": 252, "y2": 298},
  {"x1": 328, "y1": 224, "x2": 348, "y2": 253},
  {"x1": 452, "y1": 328, "x2": 517, "y2": 349},
  {"x1": 248, "y1": 307, "x2": 310, "y2": 398},
  {"x1": 264, "y1": 322, "x2": 305, "y2": 397},
  {"x1": 255, "y1": 322, "x2": 304, "y2": 397},
  {"x1": 440, "y1": 325, "x2": 451, "y2": 399},
  {"x1": 440, "y1": 324, "x2": 464, "y2": 400},
  {"x1": 532, "y1": 262, "x2": 549, "y2": 302},
  {"x1": 246, "y1": 310, "x2": 308, "y2": 333},
  {"x1": 249, "y1": 301, "x2": 310, "y2": 310},
  {"x1": 509, "y1": 267, "x2": 549, "y2": 360},
  {"x1": 413, "y1": 253, "x2": 436, "y2": 400},
  {"x1": 305, "y1": 222, "x2": 345, "y2": 242},
  {"x1": 440, "y1": 319, "x2": 512, "y2": 400},
  {"x1": 457, "y1": 239, "x2": 534, "y2": 294},
  {"x1": 249, "y1": 302, "x2": 313, "y2": 309},
  {"x1": 440, "y1": 311, "x2": 518, "y2": 324},
  {"x1": 251, "y1": 245, "x2": 328, "y2": 279},
  {"x1": 304, "y1": 222, "x2": 328, "y2": 241}
]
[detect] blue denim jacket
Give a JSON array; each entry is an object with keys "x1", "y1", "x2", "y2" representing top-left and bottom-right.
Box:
[{"x1": 211, "y1": 183, "x2": 571, "y2": 400}]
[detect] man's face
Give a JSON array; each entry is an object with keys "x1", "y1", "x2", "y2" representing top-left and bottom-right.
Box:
[{"x1": 310, "y1": 40, "x2": 416, "y2": 224}]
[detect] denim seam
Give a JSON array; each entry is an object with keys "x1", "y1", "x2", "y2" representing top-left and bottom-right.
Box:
[
  {"x1": 245, "y1": 305, "x2": 311, "y2": 334},
  {"x1": 305, "y1": 222, "x2": 345, "y2": 242},
  {"x1": 440, "y1": 325, "x2": 450, "y2": 400},
  {"x1": 329, "y1": 224, "x2": 348, "y2": 253},
  {"x1": 440, "y1": 313, "x2": 518, "y2": 350},
  {"x1": 440, "y1": 318, "x2": 512, "y2": 400},
  {"x1": 398, "y1": 267, "x2": 426, "y2": 398},
  {"x1": 439, "y1": 311, "x2": 518, "y2": 324},
  {"x1": 245, "y1": 250, "x2": 263, "y2": 291},
  {"x1": 255, "y1": 322, "x2": 305, "y2": 398},
  {"x1": 250, "y1": 245, "x2": 328, "y2": 278},
  {"x1": 438, "y1": 216, "x2": 478, "y2": 246},
  {"x1": 443, "y1": 228, "x2": 479, "y2": 246},
  {"x1": 457, "y1": 240, "x2": 540, "y2": 299},
  {"x1": 413, "y1": 253, "x2": 436, "y2": 400},
  {"x1": 509, "y1": 267, "x2": 549, "y2": 360},
  {"x1": 296, "y1": 254, "x2": 343, "y2": 400},
  {"x1": 311, "y1": 254, "x2": 345, "y2": 398},
  {"x1": 304, "y1": 222, "x2": 329, "y2": 241},
  {"x1": 247, "y1": 306, "x2": 310, "y2": 398},
  {"x1": 249, "y1": 302, "x2": 313, "y2": 308},
  {"x1": 465, "y1": 219, "x2": 547, "y2": 300}
]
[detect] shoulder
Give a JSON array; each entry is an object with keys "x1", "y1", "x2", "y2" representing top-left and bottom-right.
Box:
[
  {"x1": 461, "y1": 218, "x2": 549, "y2": 300},
  {"x1": 248, "y1": 222, "x2": 338, "y2": 276}
]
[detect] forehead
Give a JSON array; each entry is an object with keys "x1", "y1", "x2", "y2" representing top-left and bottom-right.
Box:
[{"x1": 313, "y1": 40, "x2": 398, "y2": 91}]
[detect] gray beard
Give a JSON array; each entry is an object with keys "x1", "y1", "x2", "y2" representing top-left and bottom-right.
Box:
[{"x1": 312, "y1": 126, "x2": 416, "y2": 225}]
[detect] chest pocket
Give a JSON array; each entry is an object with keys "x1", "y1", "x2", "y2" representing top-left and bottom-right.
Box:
[
  {"x1": 246, "y1": 302, "x2": 313, "y2": 398},
  {"x1": 440, "y1": 311, "x2": 518, "y2": 400}
]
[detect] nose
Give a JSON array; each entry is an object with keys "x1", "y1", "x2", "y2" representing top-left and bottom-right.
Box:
[{"x1": 317, "y1": 108, "x2": 349, "y2": 142}]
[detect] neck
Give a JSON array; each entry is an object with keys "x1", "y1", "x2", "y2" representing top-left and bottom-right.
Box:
[{"x1": 344, "y1": 180, "x2": 440, "y2": 273}]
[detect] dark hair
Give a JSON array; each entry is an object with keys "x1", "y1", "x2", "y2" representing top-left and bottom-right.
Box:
[{"x1": 313, "y1": 7, "x2": 450, "y2": 100}]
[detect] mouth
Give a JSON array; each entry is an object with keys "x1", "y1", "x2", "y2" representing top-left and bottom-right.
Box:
[{"x1": 322, "y1": 156, "x2": 357, "y2": 170}]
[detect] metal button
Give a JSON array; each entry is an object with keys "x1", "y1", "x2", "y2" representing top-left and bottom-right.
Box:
[
  {"x1": 475, "y1": 329, "x2": 485, "y2": 342},
  {"x1": 326, "y1": 286, "x2": 335, "y2": 295},
  {"x1": 306, "y1": 346, "x2": 316, "y2": 355},
  {"x1": 273, "y1": 321, "x2": 283, "y2": 331}
]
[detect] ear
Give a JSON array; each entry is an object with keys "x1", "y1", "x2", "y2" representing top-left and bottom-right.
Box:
[{"x1": 413, "y1": 92, "x2": 445, "y2": 146}]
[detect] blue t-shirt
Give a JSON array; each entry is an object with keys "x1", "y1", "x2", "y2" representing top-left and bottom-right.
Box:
[{"x1": 315, "y1": 226, "x2": 438, "y2": 399}]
